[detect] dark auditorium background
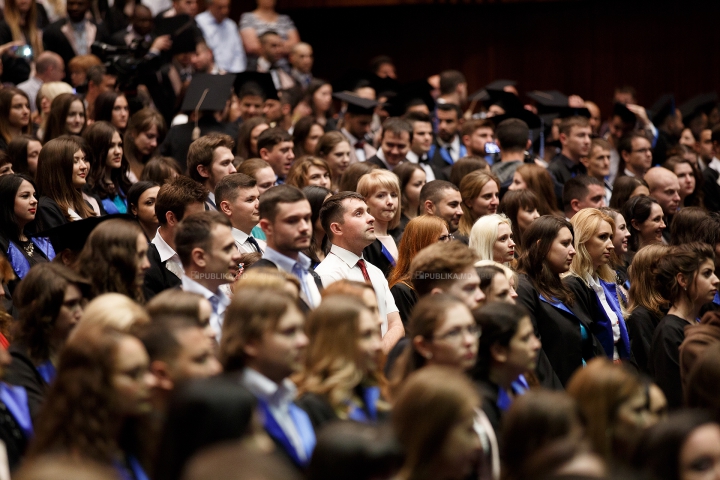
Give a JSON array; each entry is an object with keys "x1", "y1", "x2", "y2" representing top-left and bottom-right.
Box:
[{"x1": 229, "y1": 0, "x2": 719, "y2": 116}]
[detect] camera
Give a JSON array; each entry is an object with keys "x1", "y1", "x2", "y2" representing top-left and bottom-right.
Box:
[{"x1": 11, "y1": 44, "x2": 33, "y2": 61}]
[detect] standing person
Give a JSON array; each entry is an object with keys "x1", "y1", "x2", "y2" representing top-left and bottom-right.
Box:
[
  {"x1": 565, "y1": 209, "x2": 631, "y2": 362},
  {"x1": 316, "y1": 192, "x2": 404, "y2": 352},
  {"x1": 127, "y1": 181, "x2": 161, "y2": 241},
  {"x1": 41, "y1": 93, "x2": 86, "y2": 143},
  {"x1": 315, "y1": 131, "x2": 351, "y2": 193},
  {"x1": 457, "y1": 171, "x2": 500, "y2": 240},
  {"x1": 0, "y1": 0, "x2": 47, "y2": 86},
  {"x1": 336, "y1": 91, "x2": 376, "y2": 162},
  {"x1": 124, "y1": 108, "x2": 166, "y2": 181},
  {"x1": 357, "y1": 170, "x2": 401, "y2": 278},
  {"x1": 0, "y1": 88, "x2": 32, "y2": 151},
  {"x1": 515, "y1": 215, "x2": 604, "y2": 387},
  {"x1": 35, "y1": 136, "x2": 94, "y2": 228},
  {"x1": 239, "y1": 0, "x2": 300, "y2": 57},
  {"x1": 257, "y1": 127, "x2": 295, "y2": 185},
  {"x1": 84, "y1": 121, "x2": 130, "y2": 215},
  {"x1": 548, "y1": 116, "x2": 591, "y2": 201},
  {"x1": 220, "y1": 288, "x2": 315, "y2": 468},
  {"x1": 581, "y1": 138, "x2": 614, "y2": 205},
  {"x1": 236, "y1": 158, "x2": 277, "y2": 241},
  {"x1": 27, "y1": 325, "x2": 157, "y2": 479},
  {"x1": 18, "y1": 52, "x2": 65, "y2": 113},
  {"x1": 392, "y1": 163, "x2": 426, "y2": 242},
  {"x1": 650, "y1": 243, "x2": 719, "y2": 409},
  {"x1": 195, "y1": 0, "x2": 246, "y2": 73},
  {"x1": 295, "y1": 295, "x2": 386, "y2": 429}
]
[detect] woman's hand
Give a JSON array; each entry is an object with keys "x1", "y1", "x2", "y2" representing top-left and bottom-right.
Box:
[{"x1": 0, "y1": 40, "x2": 26, "y2": 57}]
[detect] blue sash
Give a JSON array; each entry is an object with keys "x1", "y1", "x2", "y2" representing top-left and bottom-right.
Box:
[
  {"x1": 380, "y1": 244, "x2": 396, "y2": 267},
  {"x1": 496, "y1": 375, "x2": 529, "y2": 412},
  {"x1": 346, "y1": 386, "x2": 380, "y2": 423},
  {"x1": 714, "y1": 291, "x2": 720, "y2": 306},
  {"x1": 7, "y1": 237, "x2": 55, "y2": 279},
  {"x1": 114, "y1": 455, "x2": 149, "y2": 480},
  {"x1": 36, "y1": 360, "x2": 56, "y2": 384},
  {"x1": 257, "y1": 399, "x2": 316, "y2": 467},
  {"x1": 539, "y1": 294, "x2": 588, "y2": 366},
  {"x1": 428, "y1": 143, "x2": 467, "y2": 165},
  {"x1": 0, "y1": 383, "x2": 32, "y2": 438},
  {"x1": 101, "y1": 194, "x2": 128, "y2": 215},
  {"x1": 596, "y1": 280, "x2": 631, "y2": 360}
]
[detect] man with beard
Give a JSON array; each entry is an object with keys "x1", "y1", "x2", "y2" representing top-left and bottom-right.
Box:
[
  {"x1": 253, "y1": 186, "x2": 322, "y2": 311},
  {"x1": 429, "y1": 103, "x2": 466, "y2": 180},
  {"x1": 419, "y1": 180, "x2": 463, "y2": 234}
]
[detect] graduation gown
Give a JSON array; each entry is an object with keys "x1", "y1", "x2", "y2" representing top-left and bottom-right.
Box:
[
  {"x1": 649, "y1": 314, "x2": 690, "y2": 410},
  {"x1": 4, "y1": 343, "x2": 49, "y2": 420},
  {"x1": 516, "y1": 274, "x2": 604, "y2": 387},
  {"x1": 362, "y1": 239, "x2": 395, "y2": 279},
  {"x1": 627, "y1": 306, "x2": 664, "y2": 375},
  {"x1": 702, "y1": 166, "x2": 720, "y2": 213},
  {"x1": 390, "y1": 281, "x2": 417, "y2": 327}
]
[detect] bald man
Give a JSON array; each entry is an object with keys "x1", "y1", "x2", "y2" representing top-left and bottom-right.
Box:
[
  {"x1": 289, "y1": 42, "x2": 313, "y2": 87},
  {"x1": 645, "y1": 167, "x2": 681, "y2": 243},
  {"x1": 17, "y1": 51, "x2": 65, "y2": 112}
]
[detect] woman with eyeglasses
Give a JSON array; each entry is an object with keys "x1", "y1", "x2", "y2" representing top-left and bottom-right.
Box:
[
  {"x1": 6, "y1": 263, "x2": 89, "y2": 418},
  {"x1": 388, "y1": 215, "x2": 450, "y2": 326}
]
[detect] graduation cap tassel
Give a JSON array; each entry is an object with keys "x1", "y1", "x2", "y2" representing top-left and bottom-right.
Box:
[{"x1": 192, "y1": 88, "x2": 210, "y2": 141}]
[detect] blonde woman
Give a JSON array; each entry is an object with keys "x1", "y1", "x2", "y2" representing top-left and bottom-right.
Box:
[
  {"x1": 564, "y1": 208, "x2": 631, "y2": 363},
  {"x1": 468, "y1": 213, "x2": 515, "y2": 265},
  {"x1": 357, "y1": 169, "x2": 401, "y2": 278}
]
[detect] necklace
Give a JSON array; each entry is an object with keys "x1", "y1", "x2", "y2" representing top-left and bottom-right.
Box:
[{"x1": 23, "y1": 241, "x2": 34, "y2": 257}]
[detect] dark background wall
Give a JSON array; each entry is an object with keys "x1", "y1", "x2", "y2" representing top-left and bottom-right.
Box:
[{"x1": 230, "y1": 0, "x2": 720, "y2": 116}]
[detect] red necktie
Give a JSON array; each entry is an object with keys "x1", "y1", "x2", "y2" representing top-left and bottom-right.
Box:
[
  {"x1": 355, "y1": 140, "x2": 366, "y2": 149},
  {"x1": 356, "y1": 259, "x2": 371, "y2": 283}
]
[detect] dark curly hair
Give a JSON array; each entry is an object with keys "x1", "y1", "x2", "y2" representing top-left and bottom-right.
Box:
[
  {"x1": 74, "y1": 219, "x2": 145, "y2": 303},
  {"x1": 13, "y1": 263, "x2": 89, "y2": 362},
  {"x1": 655, "y1": 242, "x2": 715, "y2": 305}
]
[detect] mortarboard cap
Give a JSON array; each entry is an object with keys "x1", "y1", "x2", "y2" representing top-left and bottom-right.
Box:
[
  {"x1": 333, "y1": 91, "x2": 378, "y2": 115},
  {"x1": 679, "y1": 93, "x2": 718, "y2": 125},
  {"x1": 154, "y1": 14, "x2": 197, "y2": 54},
  {"x1": 649, "y1": 94, "x2": 677, "y2": 126},
  {"x1": 384, "y1": 80, "x2": 435, "y2": 117},
  {"x1": 233, "y1": 72, "x2": 278, "y2": 101},
  {"x1": 526, "y1": 90, "x2": 569, "y2": 111},
  {"x1": 612, "y1": 102, "x2": 637, "y2": 125},
  {"x1": 555, "y1": 106, "x2": 591, "y2": 119},
  {"x1": 181, "y1": 73, "x2": 237, "y2": 113},
  {"x1": 34, "y1": 214, "x2": 134, "y2": 253},
  {"x1": 487, "y1": 108, "x2": 542, "y2": 129}
]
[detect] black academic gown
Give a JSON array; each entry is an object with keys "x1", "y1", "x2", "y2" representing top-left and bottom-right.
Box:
[
  {"x1": 4, "y1": 343, "x2": 47, "y2": 420},
  {"x1": 160, "y1": 117, "x2": 239, "y2": 174},
  {"x1": 547, "y1": 154, "x2": 587, "y2": 210},
  {"x1": 627, "y1": 306, "x2": 664, "y2": 375},
  {"x1": 649, "y1": 314, "x2": 689, "y2": 410},
  {"x1": 36, "y1": 196, "x2": 69, "y2": 230},
  {"x1": 143, "y1": 243, "x2": 182, "y2": 301},
  {"x1": 702, "y1": 166, "x2": 720, "y2": 213},
  {"x1": 390, "y1": 281, "x2": 417, "y2": 327},
  {"x1": 516, "y1": 274, "x2": 604, "y2": 388},
  {"x1": 362, "y1": 239, "x2": 394, "y2": 279}
]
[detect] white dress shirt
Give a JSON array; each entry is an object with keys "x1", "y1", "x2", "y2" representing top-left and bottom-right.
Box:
[
  {"x1": 152, "y1": 229, "x2": 183, "y2": 278},
  {"x1": 181, "y1": 274, "x2": 230, "y2": 341},
  {"x1": 241, "y1": 368, "x2": 308, "y2": 461},
  {"x1": 315, "y1": 244, "x2": 399, "y2": 335},
  {"x1": 195, "y1": 11, "x2": 247, "y2": 73},
  {"x1": 341, "y1": 128, "x2": 373, "y2": 162},
  {"x1": 406, "y1": 150, "x2": 436, "y2": 181},
  {"x1": 437, "y1": 135, "x2": 462, "y2": 163},
  {"x1": 263, "y1": 248, "x2": 321, "y2": 309},
  {"x1": 232, "y1": 227, "x2": 266, "y2": 254}
]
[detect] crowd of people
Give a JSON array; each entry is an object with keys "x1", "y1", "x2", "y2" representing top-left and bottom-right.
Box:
[{"x1": 0, "y1": 0, "x2": 719, "y2": 479}]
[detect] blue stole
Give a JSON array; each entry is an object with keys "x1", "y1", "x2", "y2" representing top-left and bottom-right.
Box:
[
  {"x1": 380, "y1": 244, "x2": 396, "y2": 267},
  {"x1": 539, "y1": 294, "x2": 589, "y2": 366},
  {"x1": 496, "y1": 375, "x2": 529, "y2": 412},
  {"x1": 428, "y1": 143, "x2": 467, "y2": 165},
  {"x1": 714, "y1": 291, "x2": 720, "y2": 307},
  {"x1": 0, "y1": 383, "x2": 32, "y2": 438},
  {"x1": 257, "y1": 399, "x2": 316, "y2": 467},
  {"x1": 36, "y1": 360, "x2": 56, "y2": 384},
  {"x1": 7, "y1": 237, "x2": 55, "y2": 279},
  {"x1": 595, "y1": 280, "x2": 631, "y2": 360},
  {"x1": 346, "y1": 386, "x2": 380, "y2": 423},
  {"x1": 101, "y1": 192, "x2": 128, "y2": 215},
  {"x1": 114, "y1": 455, "x2": 149, "y2": 480}
]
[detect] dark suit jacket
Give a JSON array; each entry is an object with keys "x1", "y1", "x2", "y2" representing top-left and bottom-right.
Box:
[
  {"x1": 143, "y1": 242, "x2": 182, "y2": 300},
  {"x1": 247, "y1": 259, "x2": 322, "y2": 313},
  {"x1": 160, "y1": 118, "x2": 239, "y2": 173},
  {"x1": 42, "y1": 18, "x2": 110, "y2": 83},
  {"x1": 703, "y1": 166, "x2": 720, "y2": 213},
  {"x1": 365, "y1": 154, "x2": 388, "y2": 170},
  {"x1": 547, "y1": 153, "x2": 587, "y2": 209}
]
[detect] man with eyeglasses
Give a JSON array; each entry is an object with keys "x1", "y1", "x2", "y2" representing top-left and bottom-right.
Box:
[{"x1": 618, "y1": 132, "x2": 653, "y2": 179}]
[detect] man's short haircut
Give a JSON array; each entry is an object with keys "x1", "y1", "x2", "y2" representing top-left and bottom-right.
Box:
[
  {"x1": 215, "y1": 173, "x2": 257, "y2": 205},
  {"x1": 259, "y1": 30, "x2": 280, "y2": 42},
  {"x1": 558, "y1": 116, "x2": 590, "y2": 136},
  {"x1": 257, "y1": 127, "x2": 292, "y2": 154},
  {"x1": 258, "y1": 184, "x2": 306, "y2": 223},
  {"x1": 495, "y1": 119, "x2": 529, "y2": 152},
  {"x1": 436, "y1": 102, "x2": 462, "y2": 119},
  {"x1": 461, "y1": 118, "x2": 494, "y2": 138},
  {"x1": 419, "y1": 180, "x2": 459, "y2": 207},
  {"x1": 410, "y1": 242, "x2": 479, "y2": 296},
  {"x1": 187, "y1": 133, "x2": 235, "y2": 183},
  {"x1": 562, "y1": 174, "x2": 603, "y2": 211},
  {"x1": 35, "y1": 52, "x2": 61, "y2": 75},
  {"x1": 617, "y1": 131, "x2": 650, "y2": 156},
  {"x1": 155, "y1": 175, "x2": 208, "y2": 226},
  {"x1": 237, "y1": 83, "x2": 265, "y2": 102},
  {"x1": 87, "y1": 64, "x2": 107, "y2": 86},
  {"x1": 175, "y1": 211, "x2": 232, "y2": 268},
  {"x1": 319, "y1": 191, "x2": 366, "y2": 242},
  {"x1": 439, "y1": 70, "x2": 466, "y2": 95},
  {"x1": 403, "y1": 111, "x2": 433, "y2": 127},
  {"x1": 136, "y1": 314, "x2": 200, "y2": 362},
  {"x1": 614, "y1": 85, "x2": 637, "y2": 100},
  {"x1": 590, "y1": 137, "x2": 612, "y2": 153},
  {"x1": 380, "y1": 117, "x2": 413, "y2": 142}
]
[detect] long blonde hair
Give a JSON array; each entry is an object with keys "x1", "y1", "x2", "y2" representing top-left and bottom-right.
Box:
[
  {"x1": 468, "y1": 213, "x2": 512, "y2": 262},
  {"x1": 4, "y1": 0, "x2": 43, "y2": 57},
  {"x1": 569, "y1": 208, "x2": 615, "y2": 284}
]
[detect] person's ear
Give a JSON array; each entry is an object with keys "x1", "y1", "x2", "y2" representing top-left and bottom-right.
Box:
[
  {"x1": 430, "y1": 287, "x2": 446, "y2": 296},
  {"x1": 423, "y1": 200, "x2": 435, "y2": 215},
  {"x1": 259, "y1": 218, "x2": 271, "y2": 236},
  {"x1": 570, "y1": 199, "x2": 581, "y2": 213},
  {"x1": 461, "y1": 134, "x2": 470, "y2": 147},
  {"x1": 580, "y1": 157, "x2": 591, "y2": 169},
  {"x1": 412, "y1": 335, "x2": 433, "y2": 361},
  {"x1": 630, "y1": 219, "x2": 639, "y2": 232},
  {"x1": 191, "y1": 247, "x2": 206, "y2": 268},
  {"x1": 219, "y1": 200, "x2": 232, "y2": 216},
  {"x1": 149, "y1": 360, "x2": 174, "y2": 392},
  {"x1": 525, "y1": 139, "x2": 532, "y2": 150},
  {"x1": 559, "y1": 132, "x2": 568, "y2": 146},
  {"x1": 130, "y1": 204, "x2": 138, "y2": 216},
  {"x1": 243, "y1": 340, "x2": 260, "y2": 360},
  {"x1": 490, "y1": 343, "x2": 508, "y2": 364},
  {"x1": 676, "y1": 272, "x2": 688, "y2": 291},
  {"x1": 329, "y1": 221, "x2": 343, "y2": 237},
  {"x1": 166, "y1": 211, "x2": 177, "y2": 227},
  {"x1": 197, "y1": 164, "x2": 210, "y2": 180},
  {"x1": 281, "y1": 103, "x2": 292, "y2": 116},
  {"x1": 259, "y1": 148, "x2": 270, "y2": 160},
  {"x1": 621, "y1": 149, "x2": 630, "y2": 162}
]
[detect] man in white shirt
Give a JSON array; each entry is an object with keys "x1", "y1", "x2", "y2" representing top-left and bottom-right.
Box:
[
  {"x1": 334, "y1": 92, "x2": 378, "y2": 163},
  {"x1": 187, "y1": 133, "x2": 237, "y2": 211},
  {"x1": 253, "y1": 186, "x2": 321, "y2": 311},
  {"x1": 17, "y1": 52, "x2": 65, "y2": 113},
  {"x1": 144, "y1": 176, "x2": 207, "y2": 300},
  {"x1": 315, "y1": 192, "x2": 404, "y2": 352},
  {"x1": 220, "y1": 288, "x2": 315, "y2": 468},
  {"x1": 216, "y1": 173, "x2": 265, "y2": 254},
  {"x1": 194, "y1": 0, "x2": 246, "y2": 73},
  {"x1": 404, "y1": 111, "x2": 438, "y2": 181},
  {"x1": 175, "y1": 211, "x2": 242, "y2": 338}
]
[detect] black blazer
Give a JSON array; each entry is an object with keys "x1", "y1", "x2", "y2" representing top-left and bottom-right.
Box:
[
  {"x1": 36, "y1": 196, "x2": 69, "y2": 230},
  {"x1": 248, "y1": 259, "x2": 322, "y2": 313},
  {"x1": 365, "y1": 154, "x2": 388, "y2": 170},
  {"x1": 42, "y1": 18, "x2": 110, "y2": 83},
  {"x1": 703, "y1": 166, "x2": 720, "y2": 213},
  {"x1": 516, "y1": 274, "x2": 604, "y2": 387},
  {"x1": 363, "y1": 239, "x2": 394, "y2": 279},
  {"x1": 390, "y1": 281, "x2": 417, "y2": 327},
  {"x1": 143, "y1": 242, "x2": 182, "y2": 300},
  {"x1": 627, "y1": 305, "x2": 664, "y2": 375}
]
